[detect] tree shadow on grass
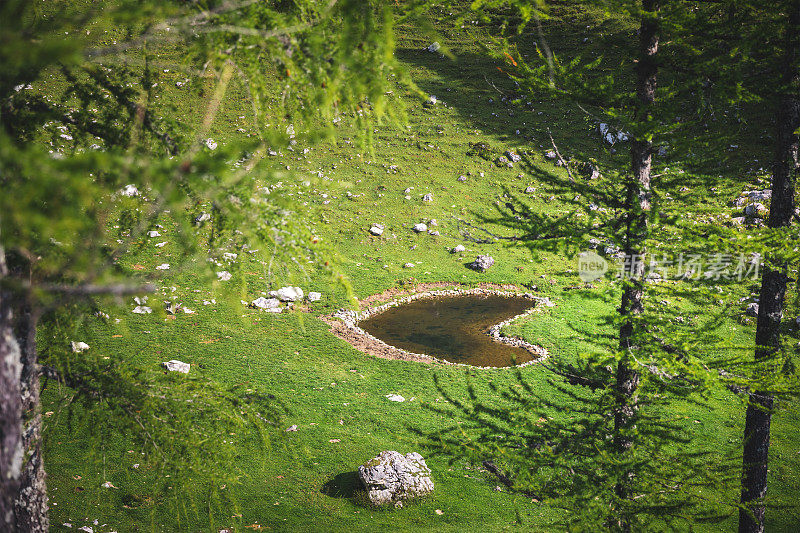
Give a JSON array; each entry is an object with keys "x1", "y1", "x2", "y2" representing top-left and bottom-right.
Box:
[{"x1": 321, "y1": 471, "x2": 361, "y2": 499}]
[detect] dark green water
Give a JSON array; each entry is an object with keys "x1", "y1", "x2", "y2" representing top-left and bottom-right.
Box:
[{"x1": 359, "y1": 294, "x2": 535, "y2": 367}]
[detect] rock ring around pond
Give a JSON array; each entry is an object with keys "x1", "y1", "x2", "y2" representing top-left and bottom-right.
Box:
[{"x1": 322, "y1": 284, "x2": 551, "y2": 369}]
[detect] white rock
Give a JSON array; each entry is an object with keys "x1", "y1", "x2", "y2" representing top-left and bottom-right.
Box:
[
  {"x1": 195, "y1": 212, "x2": 211, "y2": 224},
  {"x1": 275, "y1": 286, "x2": 304, "y2": 302},
  {"x1": 147, "y1": 230, "x2": 161, "y2": 238},
  {"x1": 386, "y1": 394, "x2": 405, "y2": 402},
  {"x1": 71, "y1": 341, "x2": 90, "y2": 353},
  {"x1": 118, "y1": 184, "x2": 139, "y2": 197},
  {"x1": 413, "y1": 223, "x2": 428, "y2": 233},
  {"x1": 252, "y1": 297, "x2": 280, "y2": 309},
  {"x1": 425, "y1": 42, "x2": 441, "y2": 52},
  {"x1": 370, "y1": 224, "x2": 384, "y2": 236},
  {"x1": 308, "y1": 292, "x2": 322, "y2": 302},
  {"x1": 544, "y1": 150, "x2": 557, "y2": 159},
  {"x1": 422, "y1": 193, "x2": 433, "y2": 202},
  {"x1": 428, "y1": 219, "x2": 438, "y2": 226},
  {"x1": 162, "y1": 360, "x2": 190, "y2": 373},
  {"x1": 217, "y1": 271, "x2": 232, "y2": 281},
  {"x1": 745, "y1": 302, "x2": 759, "y2": 317},
  {"x1": 155, "y1": 241, "x2": 167, "y2": 248},
  {"x1": 286, "y1": 425, "x2": 298, "y2": 432},
  {"x1": 403, "y1": 263, "x2": 415, "y2": 269},
  {"x1": 205, "y1": 138, "x2": 217, "y2": 150},
  {"x1": 358, "y1": 451, "x2": 434, "y2": 506},
  {"x1": 452, "y1": 244, "x2": 466, "y2": 253},
  {"x1": 155, "y1": 263, "x2": 170, "y2": 270},
  {"x1": 132, "y1": 306, "x2": 152, "y2": 314}
]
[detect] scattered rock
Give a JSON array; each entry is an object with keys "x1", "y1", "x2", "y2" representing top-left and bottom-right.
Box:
[
  {"x1": 285, "y1": 425, "x2": 298, "y2": 432},
  {"x1": 451, "y1": 244, "x2": 466, "y2": 253},
  {"x1": 428, "y1": 219, "x2": 438, "y2": 226},
  {"x1": 457, "y1": 175, "x2": 467, "y2": 182},
  {"x1": 71, "y1": 341, "x2": 90, "y2": 353},
  {"x1": 252, "y1": 297, "x2": 281, "y2": 309},
  {"x1": 147, "y1": 230, "x2": 161, "y2": 238},
  {"x1": 730, "y1": 216, "x2": 746, "y2": 226},
  {"x1": 744, "y1": 203, "x2": 768, "y2": 217},
  {"x1": 155, "y1": 263, "x2": 170, "y2": 270},
  {"x1": 273, "y1": 286, "x2": 304, "y2": 302},
  {"x1": 525, "y1": 186, "x2": 536, "y2": 193},
  {"x1": 195, "y1": 212, "x2": 211, "y2": 224},
  {"x1": 422, "y1": 193, "x2": 434, "y2": 202},
  {"x1": 205, "y1": 138, "x2": 218, "y2": 150},
  {"x1": 413, "y1": 223, "x2": 428, "y2": 233},
  {"x1": 745, "y1": 302, "x2": 759, "y2": 317},
  {"x1": 118, "y1": 184, "x2": 140, "y2": 197},
  {"x1": 428, "y1": 230, "x2": 440, "y2": 236},
  {"x1": 469, "y1": 255, "x2": 495, "y2": 272},
  {"x1": 308, "y1": 292, "x2": 322, "y2": 302},
  {"x1": 544, "y1": 150, "x2": 557, "y2": 160},
  {"x1": 101, "y1": 481, "x2": 118, "y2": 489},
  {"x1": 505, "y1": 151, "x2": 522, "y2": 163},
  {"x1": 386, "y1": 394, "x2": 405, "y2": 402},
  {"x1": 370, "y1": 224, "x2": 384, "y2": 236},
  {"x1": 162, "y1": 360, "x2": 190, "y2": 373},
  {"x1": 132, "y1": 306, "x2": 152, "y2": 314},
  {"x1": 358, "y1": 451, "x2": 434, "y2": 506},
  {"x1": 217, "y1": 271, "x2": 232, "y2": 281},
  {"x1": 425, "y1": 42, "x2": 440, "y2": 53},
  {"x1": 403, "y1": 263, "x2": 415, "y2": 269}
]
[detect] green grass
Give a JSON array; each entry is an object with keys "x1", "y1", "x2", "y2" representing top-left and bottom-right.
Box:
[{"x1": 35, "y1": 5, "x2": 800, "y2": 533}]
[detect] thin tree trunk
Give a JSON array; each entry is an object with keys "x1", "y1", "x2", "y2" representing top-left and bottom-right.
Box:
[
  {"x1": 739, "y1": 3, "x2": 800, "y2": 532},
  {"x1": 14, "y1": 293, "x2": 48, "y2": 532},
  {"x1": 612, "y1": 1, "x2": 657, "y2": 528},
  {"x1": 0, "y1": 244, "x2": 23, "y2": 530}
]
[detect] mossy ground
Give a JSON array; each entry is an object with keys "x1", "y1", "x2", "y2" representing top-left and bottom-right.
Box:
[{"x1": 36, "y1": 5, "x2": 800, "y2": 532}]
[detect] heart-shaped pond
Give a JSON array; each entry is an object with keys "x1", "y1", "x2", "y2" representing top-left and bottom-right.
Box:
[{"x1": 359, "y1": 294, "x2": 537, "y2": 367}]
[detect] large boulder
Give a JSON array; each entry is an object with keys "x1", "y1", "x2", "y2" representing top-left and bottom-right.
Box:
[
  {"x1": 469, "y1": 255, "x2": 495, "y2": 272},
  {"x1": 358, "y1": 451, "x2": 434, "y2": 506}
]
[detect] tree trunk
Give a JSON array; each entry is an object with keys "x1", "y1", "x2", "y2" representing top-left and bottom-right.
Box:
[
  {"x1": 739, "y1": 3, "x2": 800, "y2": 532},
  {"x1": 14, "y1": 295, "x2": 48, "y2": 532},
  {"x1": 612, "y1": 1, "x2": 657, "y2": 528},
  {"x1": 0, "y1": 245, "x2": 23, "y2": 530}
]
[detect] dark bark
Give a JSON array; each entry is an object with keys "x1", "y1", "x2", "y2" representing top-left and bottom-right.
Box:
[
  {"x1": 0, "y1": 245, "x2": 22, "y2": 530},
  {"x1": 612, "y1": 0, "x2": 657, "y2": 527},
  {"x1": 739, "y1": 3, "x2": 800, "y2": 532}
]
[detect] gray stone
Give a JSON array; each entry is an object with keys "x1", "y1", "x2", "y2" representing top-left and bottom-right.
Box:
[
  {"x1": 273, "y1": 286, "x2": 304, "y2": 302},
  {"x1": 308, "y1": 292, "x2": 322, "y2": 302},
  {"x1": 744, "y1": 203, "x2": 767, "y2": 217},
  {"x1": 370, "y1": 224, "x2": 384, "y2": 236},
  {"x1": 525, "y1": 186, "x2": 536, "y2": 193},
  {"x1": 413, "y1": 223, "x2": 428, "y2": 233},
  {"x1": 505, "y1": 151, "x2": 521, "y2": 163},
  {"x1": 252, "y1": 297, "x2": 281, "y2": 309},
  {"x1": 746, "y1": 302, "x2": 759, "y2": 317},
  {"x1": 162, "y1": 360, "x2": 190, "y2": 373},
  {"x1": 422, "y1": 193, "x2": 433, "y2": 202},
  {"x1": 469, "y1": 255, "x2": 494, "y2": 272},
  {"x1": 403, "y1": 263, "x2": 415, "y2": 269},
  {"x1": 451, "y1": 244, "x2": 466, "y2": 253},
  {"x1": 358, "y1": 451, "x2": 434, "y2": 506},
  {"x1": 70, "y1": 341, "x2": 90, "y2": 353},
  {"x1": 386, "y1": 394, "x2": 405, "y2": 402}
]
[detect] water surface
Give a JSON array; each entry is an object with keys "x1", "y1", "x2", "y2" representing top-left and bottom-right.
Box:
[{"x1": 359, "y1": 294, "x2": 535, "y2": 367}]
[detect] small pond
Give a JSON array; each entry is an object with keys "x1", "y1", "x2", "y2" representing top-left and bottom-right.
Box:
[{"x1": 359, "y1": 294, "x2": 536, "y2": 367}]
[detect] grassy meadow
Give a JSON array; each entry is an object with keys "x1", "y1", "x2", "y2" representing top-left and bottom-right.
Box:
[{"x1": 35, "y1": 5, "x2": 800, "y2": 532}]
